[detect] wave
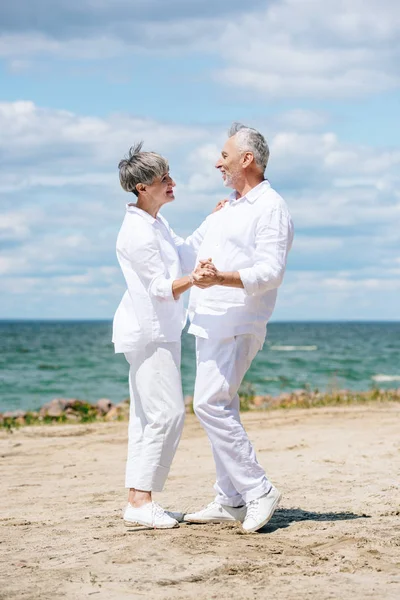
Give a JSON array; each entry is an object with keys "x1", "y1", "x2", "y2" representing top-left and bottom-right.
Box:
[
  {"x1": 270, "y1": 345, "x2": 318, "y2": 352},
  {"x1": 372, "y1": 374, "x2": 400, "y2": 382}
]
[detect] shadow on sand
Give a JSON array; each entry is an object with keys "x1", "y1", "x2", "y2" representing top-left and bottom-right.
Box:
[{"x1": 259, "y1": 507, "x2": 370, "y2": 534}]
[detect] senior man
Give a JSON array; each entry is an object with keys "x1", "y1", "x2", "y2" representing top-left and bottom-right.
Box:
[{"x1": 184, "y1": 123, "x2": 294, "y2": 533}]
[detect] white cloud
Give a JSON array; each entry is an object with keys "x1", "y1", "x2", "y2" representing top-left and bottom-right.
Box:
[
  {"x1": 0, "y1": 101, "x2": 208, "y2": 164},
  {"x1": 0, "y1": 211, "x2": 31, "y2": 241},
  {"x1": 275, "y1": 268, "x2": 400, "y2": 320},
  {"x1": 293, "y1": 237, "x2": 343, "y2": 253},
  {"x1": 0, "y1": 99, "x2": 399, "y2": 318},
  {"x1": 275, "y1": 110, "x2": 329, "y2": 131},
  {"x1": 215, "y1": 0, "x2": 400, "y2": 98},
  {"x1": 1, "y1": 1, "x2": 399, "y2": 99}
]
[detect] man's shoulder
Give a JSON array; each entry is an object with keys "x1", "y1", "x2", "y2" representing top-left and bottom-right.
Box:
[{"x1": 258, "y1": 184, "x2": 290, "y2": 215}]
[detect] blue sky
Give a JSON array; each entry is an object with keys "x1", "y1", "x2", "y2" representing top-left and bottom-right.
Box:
[{"x1": 1, "y1": 0, "x2": 399, "y2": 320}]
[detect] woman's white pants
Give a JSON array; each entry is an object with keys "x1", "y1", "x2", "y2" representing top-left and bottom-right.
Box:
[
  {"x1": 124, "y1": 341, "x2": 185, "y2": 492},
  {"x1": 193, "y1": 334, "x2": 272, "y2": 507}
]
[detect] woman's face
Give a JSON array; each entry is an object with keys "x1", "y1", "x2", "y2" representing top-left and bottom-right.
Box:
[{"x1": 144, "y1": 172, "x2": 176, "y2": 205}]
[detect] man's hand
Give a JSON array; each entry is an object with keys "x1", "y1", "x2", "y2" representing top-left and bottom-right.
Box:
[
  {"x1": 191, "y1": 259, "x2": 244, "y2": 290},
  {"x1": 212, "y1": 199, "x2": 229, "y2": 213},
  {"x1": 192, "y1": 258, "x2": 222, "y2": 288}
]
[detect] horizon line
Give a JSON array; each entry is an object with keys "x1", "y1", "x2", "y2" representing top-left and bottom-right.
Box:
[{"x1": 0, "y1": 318, "x2": 399, "y2": 324}]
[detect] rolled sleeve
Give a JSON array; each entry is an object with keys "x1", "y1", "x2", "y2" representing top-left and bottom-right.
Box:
[
  {"x1": 238, "y1": 267, "x2": 259, "y2": 296},
  {"x1": 239, "y1": 207, "x2": 294, "y2": 297},
  {"x1": 149, "y1": 273, "x2": 174, "y2": 300},
  {"x1": 121, "y1": 229, "x2": 176, "y2": 302}
]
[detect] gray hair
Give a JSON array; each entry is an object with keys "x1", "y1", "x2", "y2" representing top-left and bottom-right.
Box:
[
  {"x1": 118, "y1": 142, "x2": 169, "y2": 196},
  {"x1": 228, "y1": 122, "x2": 269, "y2": 173}
]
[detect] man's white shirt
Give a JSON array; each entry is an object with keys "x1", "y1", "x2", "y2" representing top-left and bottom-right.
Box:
[
  {"x1": 112, "y1": 180, "x2": 293, "y2": 352},
  {"x1": 187, "y1": 180, "x2": 294, "y2": 345}
]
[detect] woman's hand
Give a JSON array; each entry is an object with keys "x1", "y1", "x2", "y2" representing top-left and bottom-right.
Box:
[
  {"x1": 192, "y1": 258, "x2": 222, "y2": 288},
  {"x1": 212, "y1": 199, "x2": 229, "y2": 213}
]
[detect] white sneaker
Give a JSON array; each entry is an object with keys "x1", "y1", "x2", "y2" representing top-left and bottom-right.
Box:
[
  {"x1": 242, "y1": 487, "x2": 281, "y2": 533},
  {"x1": 123, "y1": 502, "x2": 179, "y2": 529},
  {"x1": 184, "y1": 501, "x2": 246, "y2": 523}
]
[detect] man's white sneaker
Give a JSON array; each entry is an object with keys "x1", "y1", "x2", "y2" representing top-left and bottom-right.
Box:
[
  {"x1": 242, "y1": 487, "x2": 281, "y2": 533},
  {"x1": 123, "y1": 502, "x2": 179, "y2": 529},
  {"x1": 184, "y1": 501, "x2": 246, "y2": 523}
]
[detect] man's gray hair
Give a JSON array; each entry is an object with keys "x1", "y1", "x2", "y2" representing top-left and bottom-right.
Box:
[
  {"x1": 228, "y1": 122, "x2": 269, "y2": 173},
  {"x1": 118, "y1": 142, "x2": 169, "y2": 196}
]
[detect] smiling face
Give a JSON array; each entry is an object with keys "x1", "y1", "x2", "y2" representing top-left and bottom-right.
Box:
[
  {"x1": 215, "y1": 135, "x2": 244, "y2": 189},
  {"x1": 138, "y1": 171, "x2": 176, "y2": 206}
]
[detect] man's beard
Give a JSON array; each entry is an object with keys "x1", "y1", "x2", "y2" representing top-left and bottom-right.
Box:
[{"x1": 223, "y1": 171, "x2": 234, "y2": 187}]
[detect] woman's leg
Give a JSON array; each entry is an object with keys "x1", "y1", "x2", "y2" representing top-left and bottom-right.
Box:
[
  {"x1": 124, "y1": 341, "x2": 185, "y2": 497},
  {"x1": 125, "y1": 347, "x2": 150, "y2": 506}
]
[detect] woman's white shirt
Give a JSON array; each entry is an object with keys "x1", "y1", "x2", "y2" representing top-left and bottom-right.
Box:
[{"x1": 112, "y1": 205, "x2": 197, "y2": 352}]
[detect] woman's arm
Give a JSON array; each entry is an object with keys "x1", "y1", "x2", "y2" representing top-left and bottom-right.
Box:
[
  {"x1": 120, "y1": 227, "x2": 216, "y2": 301},
  {"x1": 172, "y1": 274, "x2": 194, "y2": 299},
  {"x1": 119, "y1": 227, "x2": 187, "y2": 302}
]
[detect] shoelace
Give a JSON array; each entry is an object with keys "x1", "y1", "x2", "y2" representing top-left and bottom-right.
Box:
[
  {"x1": 205, "y1": 501, "x2": 221, "y2": 512},
  {"x1": 152, "y1": 502, "x2": 167, "y2": 523},
  {"x1": 245, "y1": 499, "x2": 260, "y2": 520}
]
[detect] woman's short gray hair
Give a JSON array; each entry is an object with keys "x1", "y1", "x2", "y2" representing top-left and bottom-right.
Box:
[
  {"x1": 228, "y1": 122, "x2": 270, "y2": 173},
  {"x1": 118, "y1": 142, "x2": 169, "y2": 196}
]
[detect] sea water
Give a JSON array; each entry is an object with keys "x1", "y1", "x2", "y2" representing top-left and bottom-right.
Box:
[{"x1": 0, "y1": 321, "x2": 399, "y2": 412}]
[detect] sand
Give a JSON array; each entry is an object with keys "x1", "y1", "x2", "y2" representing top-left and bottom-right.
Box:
[{"x1": 1, "y1": 403, "x2": 399, "y2": 600}]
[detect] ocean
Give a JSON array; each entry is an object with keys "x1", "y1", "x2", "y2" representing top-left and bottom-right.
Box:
[{"x1": 0, "y1": 321, "x2": 399, "y2": 413}]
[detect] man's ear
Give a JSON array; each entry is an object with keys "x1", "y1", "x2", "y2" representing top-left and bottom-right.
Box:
[
  {"x1": 242, "y1": 152, "x2": 254, "y2": 168},
  {"x1": 136, "y1": 183, "x2": 146, "y2": 194}
]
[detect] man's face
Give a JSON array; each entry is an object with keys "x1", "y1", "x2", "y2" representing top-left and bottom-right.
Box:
[{"x1": 215, "y1": 136, "x2": 243, "y2": 189}]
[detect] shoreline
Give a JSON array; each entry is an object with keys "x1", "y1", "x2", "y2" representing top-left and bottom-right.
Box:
[{"x1": 1, "y1": 386, "x2": 399, "y2": 429}]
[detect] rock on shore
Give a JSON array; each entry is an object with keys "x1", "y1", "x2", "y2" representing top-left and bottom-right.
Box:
[{"x1": 1, "y1": 388, "x2": 400, "y2": 428}]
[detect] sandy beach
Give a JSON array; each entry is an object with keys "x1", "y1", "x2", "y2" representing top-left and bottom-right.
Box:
[{"x1": 1, "y1": 403, "x2": 399, "y2": 600}]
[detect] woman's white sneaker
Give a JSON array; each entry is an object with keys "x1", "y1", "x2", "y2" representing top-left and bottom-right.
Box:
[
  {"x1": 124, "y1": 502, "x2": 179, "y2": 529},
  {"x1": 242, "y1": 487, "x2": 281, "y2": 533},
  {"x1": 184, "y1": 501, "x2": 246, "y2": 523}
]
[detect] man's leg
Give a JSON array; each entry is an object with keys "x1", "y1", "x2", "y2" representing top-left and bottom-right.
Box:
[{"x1": 193, "y1": 334, "x2": 272, "y2": 506}]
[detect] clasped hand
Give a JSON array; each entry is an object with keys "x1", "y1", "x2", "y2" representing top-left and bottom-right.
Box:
[{"x1": 192, "y1": 258, "x2": 221, "y2": 288}]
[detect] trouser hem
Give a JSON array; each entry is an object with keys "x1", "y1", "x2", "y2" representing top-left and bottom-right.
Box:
[
  {"x1": 125, "y1": 464, "x2": 170, "y2": 492},
  {"x1": 215, "y1": 480, "x2": 272, "y2": 506},
  {"x1": 214, "y1": 491, "x2": 244, "y2": 508}
]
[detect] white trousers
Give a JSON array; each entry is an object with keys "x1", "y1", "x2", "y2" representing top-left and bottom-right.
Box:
[
  {"x1": 193, "y1": 334, "x2": 272, "y2": 507},
  {"x1": 124, "y1": 341, "x2": 185, "y2": 492}
]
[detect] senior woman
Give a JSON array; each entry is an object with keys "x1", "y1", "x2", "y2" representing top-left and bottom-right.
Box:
[{"x1": 112, "y1": 143, "x2": 215, "y2": 530}]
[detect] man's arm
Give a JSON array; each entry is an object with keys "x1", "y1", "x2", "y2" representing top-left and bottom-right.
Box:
[
  {"x1": 195, "y1": 207, "x2": 294, "y2": 293},
  {"x1": 238, "y1": 207, "x2": 294, "y2": 295}
]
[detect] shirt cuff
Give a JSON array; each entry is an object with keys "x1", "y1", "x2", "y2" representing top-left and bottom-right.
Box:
[
  {"x1": 150, "y1": 276, "x2": 175, "y2": 301},
  {"x1": 238, "y1": 268, "x2": 259, "y2": 296}
]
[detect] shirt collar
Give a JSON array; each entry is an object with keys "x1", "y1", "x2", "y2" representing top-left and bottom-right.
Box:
[
  {"x1": 229, "y1": 179, "x2": 271, "y2": 205},
  {"x1": 126, "y1": 203, "x2": 156, "y2": 224}
]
